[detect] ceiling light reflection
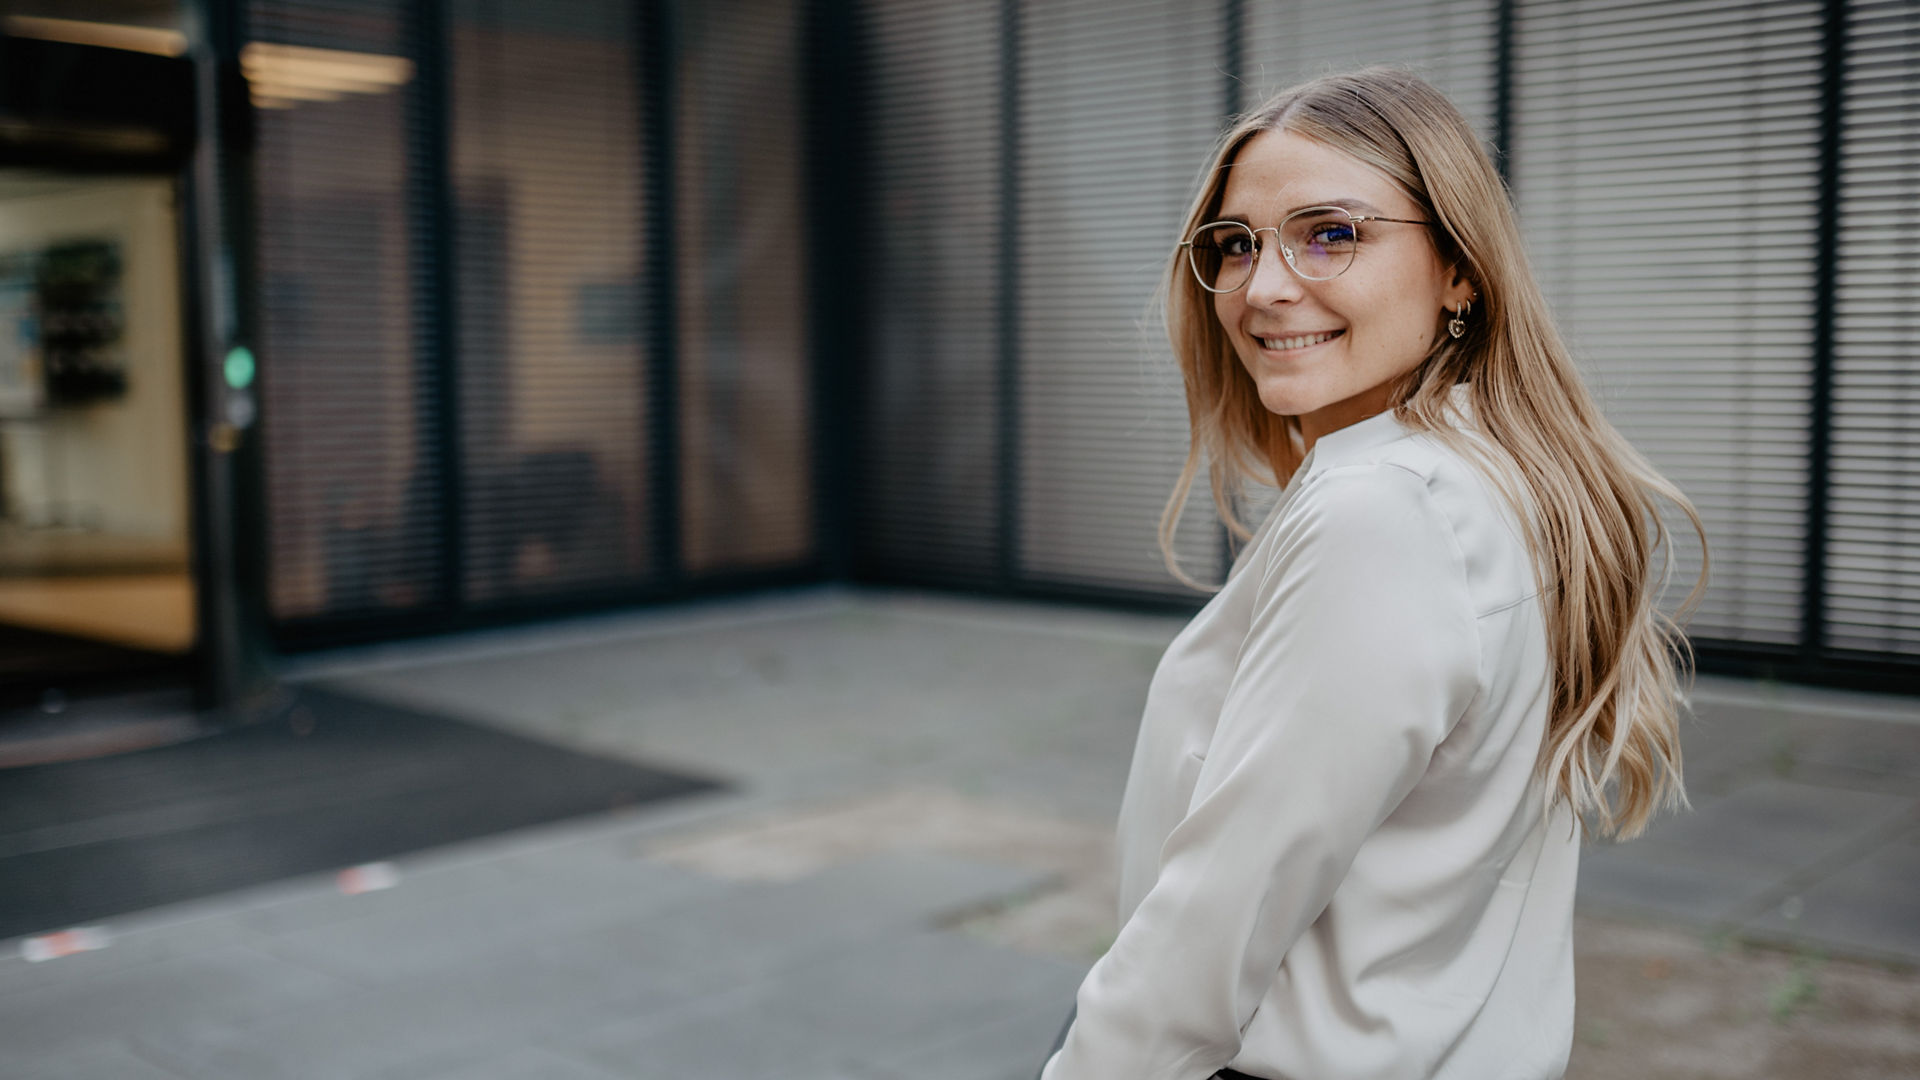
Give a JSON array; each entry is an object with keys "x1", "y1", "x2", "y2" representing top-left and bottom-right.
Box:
[{"x1": 239, "y1": 42, "x2": 413, "y2": 109}]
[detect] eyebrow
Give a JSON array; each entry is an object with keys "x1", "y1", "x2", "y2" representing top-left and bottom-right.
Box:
[{"x1": 1214, "y1": 197, "x2": 1389, "y2": 222}]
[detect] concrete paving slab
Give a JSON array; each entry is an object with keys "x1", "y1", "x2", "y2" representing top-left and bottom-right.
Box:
[
  {"x1": 564, "y1": 932, "x2": 1079, "y2": 1080},
  {"x1": 0, "y1": 1042, "x2": 190, "y2": 1080},
  {"x1": 0, "y1": 942, "x2": 349, "y2": 1065},
  {"x1": 127, "y1": 851, "x2": 1051, "y2": 1080},
  {"x1": 1622, "y1": 780, "x2": 1915, "y2": 883},
  {"x1": 389, "y1": 1044, "x2": 631, "y2": 1080},
  {"x1": 0, "y1": 906, "x2": 278, "y2": 998},
  {"x1": 130, "y1": 923, "x2": 701, "y2": 1080},
  {"x1": 1788, "y1": 717, "x2": 1920, "y2": 793},
  {"x1": 327, "y1": 593, "x2": 1168, "y2": 825},
  {"x1": 1743, "y1": 822, "x2": 1920, "y2": 964},
  {"x1": 228, "y1": 854, "x2": 529, "y2": 938},
  {"x1": 0, "y1": 813, "x2": 722, "y2": 995},
  {"x1": 1678, "y1": 706, "x2": 1803, "y2": 797},
  {"x1": 251, "y1": 856, "x2": 722, "y2": 985},
  {"x1": 222, "y1": 789, "x2": 752, "y2": 940},
  {"x1": 865, "y1": 1001, "x2": 1075, "y2": 1080},
  {"x1": 650, "y1": 852, "x2": 1052, "y2": 980},
  {"x1": 1685, "y1": 689, "x2": 1920, "y2": 795},
  {"x1": 1690, "y1": 674, "x2": 1920, "y2": 728},
  {"x1": 1575, "y1": 847, "x2": 1771, "y2": 928},
  {"x1": 9, "y1": 591, "x2": 1919, "y2": 1078},
  {"x1": 566, "y1": 988, "x2": 847, "y2": 1078},
  {"x1": 772, "y1": 930, "x2": 1082, "y2": 1066}
]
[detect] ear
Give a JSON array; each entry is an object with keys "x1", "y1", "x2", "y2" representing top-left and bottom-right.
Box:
[{"x1": 1442, "y1": 264, "x2": 1477, "y2": 312}]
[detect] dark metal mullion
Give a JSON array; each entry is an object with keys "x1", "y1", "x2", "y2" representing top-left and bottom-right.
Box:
[
  {"x1": 178, "y1": 78, "x2": 220, "y2": 711},
  {"x1": 187, "y1": 0, "x2": 274, "y2": 717},
  {"x1": 220, "y1": 0, "x2": 276, "y2": 712},
  {"x1": 1493, "y1": 0, "x2": 1515, "y2": 185},
  {"x1": 411, "y1": 0, "x2": 463, "y2": 618},
  {"x1": 641, "y1": 0, "x2": 683, "y2": 590},
  {"x1": 996, "y1": 0, "x2": 1020, "y2": 589},
  {"x1": 805, "y1": 0, "x2": 864, "y2": 581},
  {"x1": 1803, "y1": 0, "x2": 1847, "y2": 659}
]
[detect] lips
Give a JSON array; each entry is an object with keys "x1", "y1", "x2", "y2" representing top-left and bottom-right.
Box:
[{"x1": 1254, "y1": 329, "x2": 1344, "y2": 351}]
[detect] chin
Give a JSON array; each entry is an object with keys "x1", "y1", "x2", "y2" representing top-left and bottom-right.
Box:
[
  {"x1": 1239, "y1": 350, "x2": 1335, "y2": 420},
  {"x1": 1250, "y1": 376, "x2": 1323, "y2": 420}
]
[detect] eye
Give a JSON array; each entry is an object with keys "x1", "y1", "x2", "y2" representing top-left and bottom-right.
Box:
[
  {"x1": 1198, "y1": 225, "x2": 1255, "y2": 259},
  {"x1": 1306, "y1": 221, "x2": 1356, "y2": 249}
]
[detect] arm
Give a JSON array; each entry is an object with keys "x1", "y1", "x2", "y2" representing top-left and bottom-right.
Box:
[{"x1": 1044, "y1": 464, "x2": 1482, "y2": 1080}]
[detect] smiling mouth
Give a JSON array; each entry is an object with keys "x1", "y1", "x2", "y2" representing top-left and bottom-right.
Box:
[{"x1": 1254, "y1": 329, "x2": 1344, "y2": 352}]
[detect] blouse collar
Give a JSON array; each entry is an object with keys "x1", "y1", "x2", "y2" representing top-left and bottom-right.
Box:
[{"x1": 1295, "y1": 383, "x2": 1473, "y2": 479}]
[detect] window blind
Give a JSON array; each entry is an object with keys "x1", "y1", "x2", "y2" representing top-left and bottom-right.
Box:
[
  {"x1": 1016, "y1": 0, "x2": 1228, "y2": 597},
  {"x1": 1511, "y1": 0, "x2": 1822, "y2": 645},
  {"x1": 674, "y1": 0, "x2": 815, "y2": 576},
  {"x1": 1828, "y1": 0, "x2": 1920, "y2": 656},
  {"x1": 860, "y1": 0, "x2": 1004, "y2": 587},
  {"x1": 251, "y1": 0, "x2": 440, "y2": 621},
  {"x1": 449, "y1": 0, "x2": 652, "y2": 604},
  {"x1": 1242, "y1": 0, "x2": 1497, "y2": 135}
]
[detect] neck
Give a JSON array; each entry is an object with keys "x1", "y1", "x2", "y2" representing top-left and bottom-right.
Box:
[{"x1": 1297, "y1": 384, "x2": 1398, "y2": 455}]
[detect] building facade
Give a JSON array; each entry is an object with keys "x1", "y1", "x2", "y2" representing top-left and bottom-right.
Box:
[{"x1": 0, "y1": 0, "x2": 1914, "y2": 713}]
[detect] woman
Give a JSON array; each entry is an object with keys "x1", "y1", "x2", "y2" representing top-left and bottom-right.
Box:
[{"x1": 1039, "y1": 69, "x2": 1703, "y2": 1080}]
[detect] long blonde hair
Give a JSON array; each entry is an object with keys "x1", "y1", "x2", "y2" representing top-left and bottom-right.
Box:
[{"x1": 1159, "y1": 68, "x2": 1706, "y2": 840}]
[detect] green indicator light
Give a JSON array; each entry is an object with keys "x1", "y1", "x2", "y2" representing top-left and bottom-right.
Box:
[{"x1": 224, "y1": 346, "x2": 255, "y2": 390}]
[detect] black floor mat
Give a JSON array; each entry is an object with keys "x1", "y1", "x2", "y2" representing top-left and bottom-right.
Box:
[
  {"x1": 0, "y1": 623, "x2": 185, "y2": 708},
  {"x1": 0, "y1": 687, "x2": 724, "y2": 940}
]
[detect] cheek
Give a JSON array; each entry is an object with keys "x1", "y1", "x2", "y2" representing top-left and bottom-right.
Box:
[
  {"x1": 1352, "y1": 279, "x2": 1440, "y2": 353},
  {"x1": 1212, "y1": 294, "x2": 1239, "y2": 337}
]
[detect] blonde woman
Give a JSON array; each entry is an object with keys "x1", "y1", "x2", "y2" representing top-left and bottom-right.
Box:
[{"x1": 1039, "y1": 69, "x2": 1703, "y2": 1080}]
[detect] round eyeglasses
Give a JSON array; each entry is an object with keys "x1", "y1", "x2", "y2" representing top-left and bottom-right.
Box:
[{"x1": 1179, "y1": 206, "x2": 1432, "y2": 292}]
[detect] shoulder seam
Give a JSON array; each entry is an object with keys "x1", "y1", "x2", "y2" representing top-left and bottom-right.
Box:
[
  {"x1": 1476, "y1": 590, "x2": 1542, "y2": 620},
  {"x1": 1304, "y1": 461, "x2": 1486, "y2": 736},
  {"x1": 1312, "y1": 459, "x2": 1537, "y2": 622}
]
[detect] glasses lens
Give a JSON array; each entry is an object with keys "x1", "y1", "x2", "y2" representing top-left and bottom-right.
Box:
[
  {"x1": 1188, "y1": 222, "x2": 1256, "y2": 293},
  {"x1": 1280, "y1": 209, "x2": 1357, "y2": 281}
]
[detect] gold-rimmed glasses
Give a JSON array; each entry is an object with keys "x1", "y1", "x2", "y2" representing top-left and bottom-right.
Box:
[{"x1": 1179, "y1": 205, "x2": 1432, "y2": 292}]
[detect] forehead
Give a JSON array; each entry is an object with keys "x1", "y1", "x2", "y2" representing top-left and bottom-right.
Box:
[{"x1": 1216, "y1": 129, "x2": 1409, "y2": 220}]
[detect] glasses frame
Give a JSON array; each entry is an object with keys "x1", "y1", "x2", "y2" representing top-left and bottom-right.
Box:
[{"x1": 1178, "y1": 205, "x2": 1433, "y2": 292}]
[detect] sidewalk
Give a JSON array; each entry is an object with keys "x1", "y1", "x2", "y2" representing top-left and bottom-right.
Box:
[{"x1": 1, "y1": 587, "x2": 1916, "y2": 1078}]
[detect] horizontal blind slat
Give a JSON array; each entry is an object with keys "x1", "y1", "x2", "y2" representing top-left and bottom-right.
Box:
[
  {"x1": 1513, "y1": 0, "x2": 1819, "y2": 647},
  {"x1": 1824, "y1": 0, "x2": 1920, "y2": 654}
]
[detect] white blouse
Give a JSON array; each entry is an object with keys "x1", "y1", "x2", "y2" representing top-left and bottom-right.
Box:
[{"x1": 1043, "y1": 397, "x2": 1579, "y2": 1080}]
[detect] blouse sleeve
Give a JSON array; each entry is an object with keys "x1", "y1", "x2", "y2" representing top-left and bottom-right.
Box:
[{"x1": 1042, "y1": 463, "x2": 1482, "y2": 1080}]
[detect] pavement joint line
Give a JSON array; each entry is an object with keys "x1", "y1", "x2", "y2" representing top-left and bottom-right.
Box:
[
  {"x1": 0, "y1": 786, "x2": 758, "y2": 956},
  {"x1": 1685, "y1": 679, "x2": 1920, "y2": 728},
  {"x1": 1718, "y1": 920, "x2": 1920, "y2": 973},
  {"x1": 928, "y1": 872, "x2": 1071, "y2": 930},
  {"x1": 1713, "y1": 798, "x2": 1920, "y2": 949},
  {"x1": 544, "y1": 978, "x2": 770, "y2": 1063},
  {"x1": 278, "y1": 585, "x2": 861, "y2": 682},
  {"x1": 872, "y1": 603, "x2": 1185, "y2": 649},
  {"x1": 128, "y1": 1040, "x2": 195, "y2": 1080}
]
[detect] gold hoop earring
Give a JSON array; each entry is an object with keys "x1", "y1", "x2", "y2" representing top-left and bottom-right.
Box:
[{"x1": 1447, "y1": 299, "x2": 1472, "y2": 340}]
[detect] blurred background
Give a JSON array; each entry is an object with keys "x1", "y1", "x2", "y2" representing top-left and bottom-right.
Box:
[
  {"x1": 1, "y1": 0, "x2": 1914, "y2": 708},
  {"x1": 0, "y1": 1, "x2": 1915, "y2": 1078}
]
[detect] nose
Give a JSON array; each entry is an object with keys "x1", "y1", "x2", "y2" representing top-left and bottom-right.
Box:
[{"x1": 1242, "y1": 237, "x2": 1304, "y2": 308}]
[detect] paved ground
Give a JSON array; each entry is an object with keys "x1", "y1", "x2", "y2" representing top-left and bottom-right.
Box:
[{"x1": 2, "y1": 587, "x2": 1917, "y2": 1078}]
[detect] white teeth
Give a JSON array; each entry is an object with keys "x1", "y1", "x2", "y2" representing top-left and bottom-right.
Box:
[{"x1": 1257, "y1": 330, "x2": 1338, "y2": 351}]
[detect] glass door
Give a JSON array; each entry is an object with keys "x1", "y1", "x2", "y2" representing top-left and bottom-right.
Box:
[{"x1": 0, "y1": 170, "x2": 196, "y2": 710}]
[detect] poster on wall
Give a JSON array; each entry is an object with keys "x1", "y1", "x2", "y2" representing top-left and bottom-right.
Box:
[
  {"x1": 0, "y1": 251, "x2": 40, "y2": 418},
  {"x1": 0, "y1": 239, "x2": 128, "y2": 417},
  {"x1": 39, "y1": 240, "x2": 127, "y2": 405}
]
